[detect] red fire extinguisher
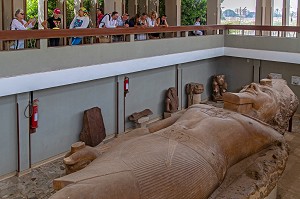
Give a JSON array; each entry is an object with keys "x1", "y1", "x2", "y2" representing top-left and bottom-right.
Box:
[
  {"x1": 31, "y1": 99, "x2": 39, "y2": 129},
  {"x1": 124, "y1": 76, "x2": 129, "y2": 96}
]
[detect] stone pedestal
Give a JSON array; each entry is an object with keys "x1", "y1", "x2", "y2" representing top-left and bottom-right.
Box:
[
  {"x1": 192, "y1": 93, "x2": 201, "y2": 104},
  {"x1": 135, "y1": 116, "x2": 149, "y2": 128}
]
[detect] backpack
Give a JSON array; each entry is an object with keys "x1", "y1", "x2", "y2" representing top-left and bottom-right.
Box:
[{"x1": 99, "y1": 13, "x2": 111, "y2": 27}]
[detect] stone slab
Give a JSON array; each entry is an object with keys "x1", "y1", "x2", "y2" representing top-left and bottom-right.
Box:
[{"x1": 80, "y1": 107, "x2": 106, "y2": 147}]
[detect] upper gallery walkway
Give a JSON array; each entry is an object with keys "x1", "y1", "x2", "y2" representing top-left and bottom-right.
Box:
[{"x1": 0, "y1": 25, "x2": 300, "y2": 97}]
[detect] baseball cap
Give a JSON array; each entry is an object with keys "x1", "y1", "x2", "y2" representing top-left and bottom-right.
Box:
[
  {"x1": 53, "y1": 8, "x2": 61, "y2": 14},
  {"x1": 79, "y1": 7, "x2": 88, "y2": 13}
]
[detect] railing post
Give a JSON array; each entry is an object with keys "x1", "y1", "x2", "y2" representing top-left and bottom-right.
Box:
[
  {"x1": 40, "y1": 39, "x2": 48, "y2": 49},
  {"x1": 129, "y1": 34, "x2": 135, "y2": 42},
  {"x1": 184, "y1": 31, "x2": 188, "y2": 37}
]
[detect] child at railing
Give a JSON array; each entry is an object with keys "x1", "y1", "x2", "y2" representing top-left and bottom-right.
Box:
[
  {"x1": 41, "y1": 8, "x2": 62, "y2": 46},
  {"x1": 193, "y1": 17, "x2": 203, "y2": 36}
]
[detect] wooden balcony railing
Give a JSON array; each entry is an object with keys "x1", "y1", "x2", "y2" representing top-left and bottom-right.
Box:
[{"x1": 0, "y1": 25, "x2": 299, "y2": 51}]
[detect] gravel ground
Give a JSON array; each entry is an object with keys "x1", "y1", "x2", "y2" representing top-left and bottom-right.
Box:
[{"x1": 0, "y1": 158, "x2": 65, "y2": 199}]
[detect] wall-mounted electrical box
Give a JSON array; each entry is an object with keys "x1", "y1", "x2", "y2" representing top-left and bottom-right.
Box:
[
  {"x1": 269, "y1": 73, "x2": 282, "y2": 79},
  {"x1": 291, "y1": 76, "x2": 300, "y2": 86}
]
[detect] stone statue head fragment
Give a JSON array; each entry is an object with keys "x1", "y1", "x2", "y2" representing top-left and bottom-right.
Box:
[{"x1": 224, "y1": 78, "x2": 299, "y2": 133}]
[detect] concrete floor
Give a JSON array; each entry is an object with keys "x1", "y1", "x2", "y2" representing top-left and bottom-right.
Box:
[{"x1": 0, "y1": 117, "x2": 300, "y2": 198}]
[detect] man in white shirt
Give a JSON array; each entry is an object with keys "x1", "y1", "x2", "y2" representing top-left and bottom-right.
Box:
[{"x1": 99, "y1": 11, "x2": 119, "y2": 28}]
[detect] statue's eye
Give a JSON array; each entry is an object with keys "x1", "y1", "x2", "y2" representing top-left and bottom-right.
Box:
[{"x1": 262, "y1": 89, "x2": 272, "y2": 95}]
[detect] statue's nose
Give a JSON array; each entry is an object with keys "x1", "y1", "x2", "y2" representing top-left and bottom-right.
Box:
[{"x1": 249, "y1": 83, "x2": 257, "y2": 90}]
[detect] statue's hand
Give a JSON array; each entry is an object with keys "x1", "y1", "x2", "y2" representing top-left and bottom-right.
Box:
[{"x1": 64, "y1": 146, "x2": 100, "y2": 174}]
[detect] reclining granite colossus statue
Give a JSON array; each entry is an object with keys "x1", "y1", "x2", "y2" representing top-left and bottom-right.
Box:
[{"x1": 50, "y1": 78, "x2": 298, "y2": 199}]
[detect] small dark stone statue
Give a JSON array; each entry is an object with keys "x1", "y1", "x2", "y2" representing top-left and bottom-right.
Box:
[
  {"x1": 165, "y1": 87, "x2": 179, "y2": 113},
  {"x1": 79, "y1": 107, "x2": 106, "y2": 147},
  {"x1": 186, "y1": 83, "x2": 204, "y2": 107},
  {"x1": 212, "y1": 74, "x2": 228, "y2": 101}
]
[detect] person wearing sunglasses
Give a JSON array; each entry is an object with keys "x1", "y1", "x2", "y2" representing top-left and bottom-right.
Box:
[{"x1": 10, "y1": 9, "x2": 36, "y2": 49}]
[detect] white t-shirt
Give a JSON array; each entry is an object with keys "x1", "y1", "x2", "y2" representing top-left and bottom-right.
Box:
[
  {"x1": 147, "y1": 17, "x2": 156, "y2": 27},
  {"x1": 99, "y1": 14, "x2": 117, "y2": 28},
  {"x1": 69, "y1": 16, "x2": 89, "y2": 29},
  {"x1": 194, "y1": 21, "x2": 203, "y2": 35}
]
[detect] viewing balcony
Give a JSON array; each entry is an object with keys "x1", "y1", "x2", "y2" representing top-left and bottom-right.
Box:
[{"x1": 1, "y1": 25, "x2": 300, "y2": 97}]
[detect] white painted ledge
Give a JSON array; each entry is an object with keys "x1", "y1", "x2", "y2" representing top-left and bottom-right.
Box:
[
  {"x1": 1, "y1": 47, "x2": 300, "y2": 97},
  {"x1": 224, "y1": 47, "x2": 300, "y2": 64},
  {"x1": 0, "y1": 47, "x2": 224, "y2": 97}
]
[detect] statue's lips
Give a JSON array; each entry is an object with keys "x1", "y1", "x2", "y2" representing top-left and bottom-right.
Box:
[{"x1": 223, "y1": 92, "x2": 254, "y2": 105}]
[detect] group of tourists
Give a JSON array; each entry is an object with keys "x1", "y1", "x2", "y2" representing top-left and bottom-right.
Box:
[{"x1": 10, "y1": 7, "x2": 202, "y2": 49}]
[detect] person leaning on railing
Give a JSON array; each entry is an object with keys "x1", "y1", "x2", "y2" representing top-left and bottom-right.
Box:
[
  {"x1": 157, "y1": 14, "x2": 168, "y2": 38},
  {"x1": 98, "y1": 11, "x2": 119, "y2": 43},
  {"x1": 134, "y1": 13, "x2": 148, "y2": 41},
  {"x1": 69, "y1": 7, "x2": 89, "y2": 45},
  {"x1": 115, "y1": 13, "x2": 130, "y2": 42},
  {"x1": 147, "y1": 11, "x2": 159, "y2": 39},
  {"x1": 10, "y1": 9, "x2": 36, "y2": 49},
  {"x1": 41, "y1": 8, "x2": 62, "y2": 46},
  {"x1": 157, "y1": 14, "x2": 169, "y2": 27}
]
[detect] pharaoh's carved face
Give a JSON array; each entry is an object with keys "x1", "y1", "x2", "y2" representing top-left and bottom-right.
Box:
[
  {"x1": 239, "y1": 83, "x2": 278, "y2": 121},
  {"x1": 224, "y1": 79, "x2": 299, "y2": 132}
]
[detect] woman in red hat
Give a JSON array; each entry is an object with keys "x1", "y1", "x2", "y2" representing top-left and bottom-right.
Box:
[{"x1": 42, "y1": 8, "x2": 62, "y2": 46}]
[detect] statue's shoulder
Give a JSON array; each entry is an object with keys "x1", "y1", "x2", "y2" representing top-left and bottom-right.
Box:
[{"x1": 186, "y1": 104, "x2": 235, "y2": 119}]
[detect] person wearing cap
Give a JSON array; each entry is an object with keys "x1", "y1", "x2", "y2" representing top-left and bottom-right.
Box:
[
  {"x1": 69, "y1": 7, "x2": 90, "y2": 45},
  {"x1": 41, "y1": 8, "x2": 62, "y2": 46},
  {"x1": 10, "y1": 9, "x2": 36, "y2": 49}
]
